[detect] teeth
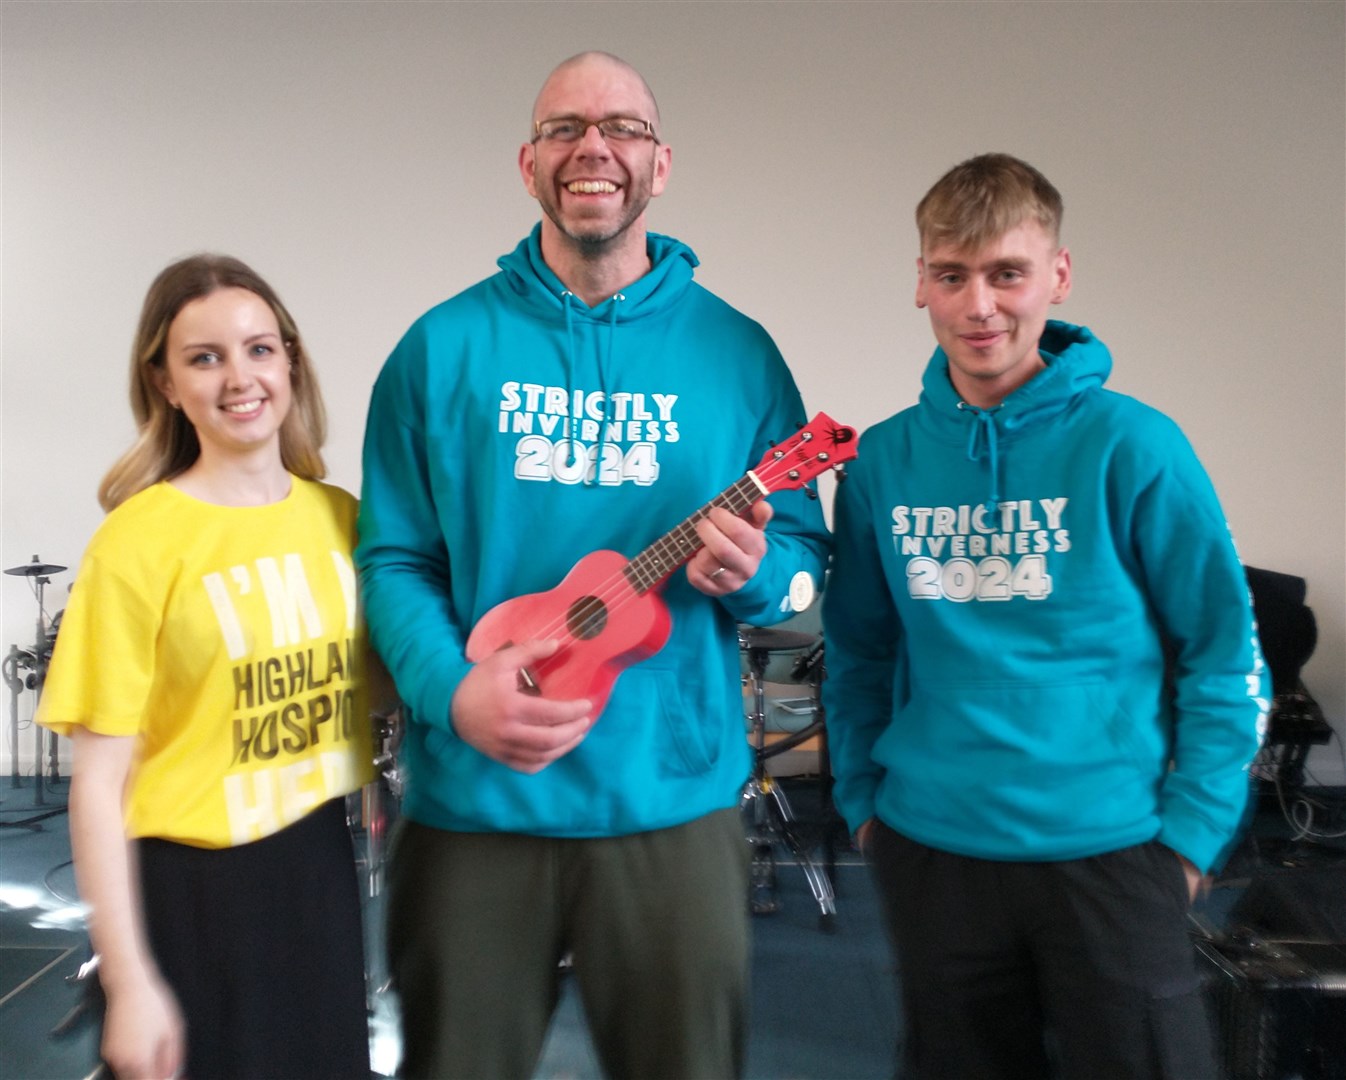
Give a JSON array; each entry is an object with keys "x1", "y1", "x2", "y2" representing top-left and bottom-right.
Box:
[
  {"x1": 567, "y1": 181, "x2": 617, "y2": 194},
  {"x1": 224, "y1": 401, "x2": 262, "y2": 414}
]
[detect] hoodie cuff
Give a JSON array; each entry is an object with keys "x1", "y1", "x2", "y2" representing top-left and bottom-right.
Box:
[{"x1": 1156, "y1": 812, "x2": 1233, "y2": 877}]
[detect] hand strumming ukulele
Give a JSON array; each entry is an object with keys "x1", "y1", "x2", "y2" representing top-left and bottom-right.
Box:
[{"x1": 465, "y1": 412, "x2": 857, "y2": 717}]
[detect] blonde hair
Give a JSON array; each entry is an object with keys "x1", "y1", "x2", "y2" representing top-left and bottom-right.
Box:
[
  {"x1": 99, "y1": 254, "x2": 327, "y2": 511},
  {"x1": 916, "y1": 153, "x2": 1064, "y2": 254}
]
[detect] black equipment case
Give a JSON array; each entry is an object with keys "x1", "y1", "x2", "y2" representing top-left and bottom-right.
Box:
[{"x1": 1197, "y1": 933, "x2": 1346, "y2": 1080}]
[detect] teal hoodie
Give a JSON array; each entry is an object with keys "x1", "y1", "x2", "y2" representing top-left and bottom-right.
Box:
[
  {"x1": 823, "y1": 321, "x2": 1267, "y2": 873},
  {"x1": 357, "y1": 227, "x2": 830, "y2": 837}
]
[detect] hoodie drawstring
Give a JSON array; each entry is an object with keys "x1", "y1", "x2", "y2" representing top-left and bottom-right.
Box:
[
  {"x1": 959, "y1": 402, "x2": 1002, "y2": 512},
  {"x1": 558, "y1": 290, "x2": 622, "y2": 481},
  {"x1": 594, "y1": 295, "x2": 622, "y2": 479},
  {"x1": 560, "y1": 291, "x2": 579, "y2": 466}
]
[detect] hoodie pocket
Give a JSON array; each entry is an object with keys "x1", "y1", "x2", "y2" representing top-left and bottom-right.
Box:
[
  {"x1": 624, "y1": 665, "x2": 721, "y2": 776},
  {"x1": 875, "y1": 676, "x2": 1166, "y2": 843},
  {"x1": 888, "y1": 676, "x2": 1161, "y2": 774}
]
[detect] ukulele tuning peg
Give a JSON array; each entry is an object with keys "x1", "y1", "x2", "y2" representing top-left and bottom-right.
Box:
[
  {"x1": 803, "y1": 483, "x2": 819, "y2": 501},
  {"x1": 833, "y1": 465, "x2": 849, "y2": 484}
]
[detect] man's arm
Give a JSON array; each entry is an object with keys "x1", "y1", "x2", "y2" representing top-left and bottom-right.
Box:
[
  {"x1": 356, "y1": 333, "x2": 472, "y2": 735},
  {"x1": 821, "y1": 448, "x2": 903, "y2": 836},
  {"x1": 700, "y1": 376, "x2": 832, "y2": 625},
  {"x1": 1129, "y1": 425, "x2": 1268, "y2": 875}
]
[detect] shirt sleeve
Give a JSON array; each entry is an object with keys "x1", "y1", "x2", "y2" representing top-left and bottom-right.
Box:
[
  {"x1": 355, "y1": 326, "x2": 473, "y2": 735},
  {"x1": 37, "y1": 541, "x2": 161, "y2": 740},
  {"x1": 820, "y1": 446, "x2": 903, "y2": 834},
  {"x1": 716, "y1": 356, "x2": 832, "y2": 627},
  {"x1": 1126, "y1": 425, "x2": 1269, "y2": 873}
]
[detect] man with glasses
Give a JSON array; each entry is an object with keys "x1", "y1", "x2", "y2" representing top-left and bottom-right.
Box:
[{"x1": 357, "y1": 51, "x2": 829, "y2": 1079}]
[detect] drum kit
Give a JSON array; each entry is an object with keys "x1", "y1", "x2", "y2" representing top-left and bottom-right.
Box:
[
  {"x1": 739, "y1": 622, "x2": 843, "y2": 931},
  {"x1": 3, "y1": 555, "x2": 67, "y2": 802}
]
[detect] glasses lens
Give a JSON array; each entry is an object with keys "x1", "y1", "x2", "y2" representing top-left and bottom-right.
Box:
[
  {"x1": 598, "y1": 118, "x2": 648, "y2": 141},
  {"x1": 536, "y1": 117, "x2": 651, "y2": 143},
  {"x1": 538, "y1": 118, "x2": 583, "y2": 142}
]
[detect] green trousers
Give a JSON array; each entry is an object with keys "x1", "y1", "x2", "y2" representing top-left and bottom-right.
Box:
[{"x1": 387, "y1": 808, "x2": 750, "y2": 1080}]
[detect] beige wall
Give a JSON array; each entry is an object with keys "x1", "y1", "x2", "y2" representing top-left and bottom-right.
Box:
[{"x1": 3, "y1": 0, "x2": 1343, "y2": 780}]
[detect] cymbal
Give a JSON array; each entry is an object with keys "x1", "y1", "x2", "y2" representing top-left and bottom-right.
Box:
[
  {"x1": 738, "y1": 626, "x2": 819, "y2": 653},
  {"x1": 4, "y1": 559, "x2": 67, "y2": 577}
]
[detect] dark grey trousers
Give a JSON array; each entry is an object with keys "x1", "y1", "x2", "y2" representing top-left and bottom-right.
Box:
[
  {"x1": 387, "y1": 808, "x2": 750, "y2": 1080},
  {"x1": 869, "y1": 823, "x2": 1217, "y2": 1080}
]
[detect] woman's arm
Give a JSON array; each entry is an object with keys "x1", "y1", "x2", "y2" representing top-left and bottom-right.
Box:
[{"x1": 69, "y1": 729, "x2": 184, "y2": 1080}]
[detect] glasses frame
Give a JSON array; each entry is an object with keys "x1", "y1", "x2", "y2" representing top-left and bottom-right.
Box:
[{"x1": 531, "y1": 116, "x2": 661, "y2": 146}]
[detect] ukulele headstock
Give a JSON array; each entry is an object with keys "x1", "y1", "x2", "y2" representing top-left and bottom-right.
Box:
[{"x1": 752, "y1": 412, "x2": 858, "y2": 494}]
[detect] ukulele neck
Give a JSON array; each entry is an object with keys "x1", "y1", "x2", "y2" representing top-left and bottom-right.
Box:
[{"x1": 622, "y1": 471, "x2": 768, "y2": 595}]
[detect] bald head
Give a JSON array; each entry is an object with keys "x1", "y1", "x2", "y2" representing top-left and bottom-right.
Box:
[{"x1": 532, "y1": 51, "x2": 662, "y2": 138}]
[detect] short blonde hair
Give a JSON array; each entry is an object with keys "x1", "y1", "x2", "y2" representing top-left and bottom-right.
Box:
[
  {"x1": 98, "y1": 254, "x2": 327, "y2": 511},
  {"x1": 916, "y1": 153, "x2": 1063, "y2": 254}
]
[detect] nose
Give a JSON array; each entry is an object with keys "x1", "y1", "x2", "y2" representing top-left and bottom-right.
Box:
[
  {"x1": 967, "y1": 279, "x2": 997, "y2": 322},
  {"x1": 222, "y1": 352, "x2": 255, "y2": 390},
  {"x1": 575, "y1": 122, "x2": 611, "y2": 155}
]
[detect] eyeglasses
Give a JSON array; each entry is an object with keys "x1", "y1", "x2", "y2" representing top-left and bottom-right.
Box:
[{"x1": 532, "y1": 116, "x2": 660, "y2": 145}]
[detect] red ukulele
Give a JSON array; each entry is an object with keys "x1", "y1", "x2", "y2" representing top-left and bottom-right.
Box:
[{"x1": 466, "y1": 412, "x2": 857, "y2": 716}]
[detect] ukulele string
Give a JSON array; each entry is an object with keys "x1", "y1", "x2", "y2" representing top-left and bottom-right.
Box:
[
  {"x1": 528, "y1": 487, "x2": 753, "y2": 673},
  {"x1": 522, "y1": 480, "x2": 757, "y2": 659},
  {"x1": 523, "y1": 449, "x2": 822, "y2": 670}
]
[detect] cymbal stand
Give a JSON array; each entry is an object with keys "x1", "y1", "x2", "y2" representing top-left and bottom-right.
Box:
[
  {"x1": 4, "y1": 646, "x2": 23, "y2": 788},
  {"x1": 791, "y1": 641, "x2": 848, "y2": 891},
  {"x1": 740, "y1": 642, "x2": 837, "y2": 931},
  {"x1": 32, "y1": 570, "x2": 58, "y2": 790},
  {"x1": 352, "y1": 706, "x2": 403, "y2": 1019},
  {"x1": 361, "y1": 708, "x2": 404, "y2": 899},
  {"x1": 2, "y1": 556, "x2": 67, "y2": 817}
]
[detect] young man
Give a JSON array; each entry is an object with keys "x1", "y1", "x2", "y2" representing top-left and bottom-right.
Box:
[
  {"x1": 823, "y1": 153, "x2": 1267, "y2": 1079},
  {"x1": 356, "y1": 52, "x2": 829, "y2": 1079}
]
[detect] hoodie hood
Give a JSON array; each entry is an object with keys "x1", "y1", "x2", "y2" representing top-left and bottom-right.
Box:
[
  {"x1": 497, "y1": 223, "x2": 699, "y2": 322},
  {"x1": 495, "y1": 224, "x2": 701, "y2": 470},
  {"x1": 917, "y1": 320, "x2": 1113, "y2": 509}
]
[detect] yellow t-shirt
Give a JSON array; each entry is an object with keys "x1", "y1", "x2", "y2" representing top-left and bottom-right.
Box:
[{"x1": 39, "y1": 477, "x2": 374, "y2": 849}]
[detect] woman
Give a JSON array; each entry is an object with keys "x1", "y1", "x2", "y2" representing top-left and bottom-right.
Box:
[{"x1": 39, "y1": 255, "x2": 373, "y2": 1079}]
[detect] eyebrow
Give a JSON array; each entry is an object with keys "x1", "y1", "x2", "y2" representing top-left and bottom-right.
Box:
[
  {"x1": 175, "y1": 331, "x2": 281, "y2": 352},
  {"x1": 926, "y1": 256, "x2": 1034, "y2": 273}
]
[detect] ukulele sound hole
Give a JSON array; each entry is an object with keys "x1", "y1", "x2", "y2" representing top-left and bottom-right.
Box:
[{"x1": 567, "y1": 596, "x2": 608, "y2": 640}]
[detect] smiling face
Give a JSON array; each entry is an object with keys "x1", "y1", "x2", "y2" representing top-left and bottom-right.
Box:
[
  {"x1": 519, "y1": 54, "x2": 671, "y2": 259},
  {"x1": 916, "y1": 219, "x2": 1072, "y2": 408},
  {"x1": 155, "y1": 287, "x2": 293, "y2": 466}
]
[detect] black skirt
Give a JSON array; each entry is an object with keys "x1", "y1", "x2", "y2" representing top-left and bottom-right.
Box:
[{"x1": 137, "y1": 797, "x2": 369, "y2": 1079}]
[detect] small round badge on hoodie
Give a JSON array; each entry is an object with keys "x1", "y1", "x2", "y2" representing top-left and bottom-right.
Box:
[{"x1": 788, "y1": 571, "x2": 816, "y2": 613}]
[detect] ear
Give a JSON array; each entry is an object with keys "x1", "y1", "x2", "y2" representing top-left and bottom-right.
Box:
[
  {"x1": 519, "y1": 142, "x2": 539, "y2": 199},
  {"x1": 914, "y1": 257, "x2": 928, "y2": 309},
  {"x1": 1051, "y1": 247, "x2": 1073, "y2": 305},
  {"x1": 151, "y1": 365, "x2": 179, "y2": 409},
  {"x1": 649, "y1": 144, "x2": 672, "y2": 198}
]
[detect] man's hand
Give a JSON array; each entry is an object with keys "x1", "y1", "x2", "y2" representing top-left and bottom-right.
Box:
[
  {"x1": 690, "y1": 502, "x2": 773, "y2": 595},
  {"x1": 451, "y1": 639, "x2": 592, "y2": 773},
  {"x1": 1175, "y1": 850, "x2": 1208, "y2": 904}
]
